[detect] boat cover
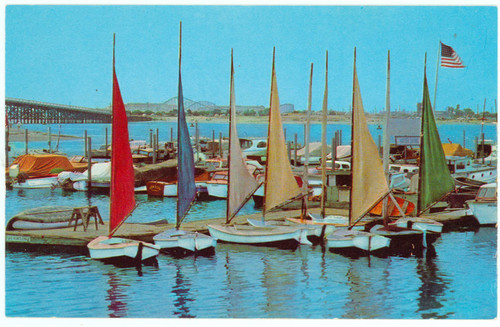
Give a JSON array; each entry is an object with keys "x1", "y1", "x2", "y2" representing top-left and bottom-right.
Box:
[
  {"x1": 10, "y1": 154, "x2": 83, "y2": 178},
  {"x1": 442, "y1": 143, "x2": 473, "y2": 157}
]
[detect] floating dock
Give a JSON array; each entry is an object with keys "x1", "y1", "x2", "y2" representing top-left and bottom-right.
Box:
[{"x1": 5, "y1": 207, "x2": 473, "y2": 253}]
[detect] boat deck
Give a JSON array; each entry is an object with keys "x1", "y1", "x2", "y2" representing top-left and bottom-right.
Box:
[{"x1": 5, "y1": 207, "x2": 472, "y2": 252}]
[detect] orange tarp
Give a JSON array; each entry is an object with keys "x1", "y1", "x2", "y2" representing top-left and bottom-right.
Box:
[
  {"x1": 11, "y1": 154, "x2": 81, "y2": 177},
  {"x1": 442, "y1": 143, "x2": 473, "y2": 157}
]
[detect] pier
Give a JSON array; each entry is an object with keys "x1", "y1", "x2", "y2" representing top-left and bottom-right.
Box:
[{"x1": 5, "y1": 207, "x2": 472, "y2": 252}]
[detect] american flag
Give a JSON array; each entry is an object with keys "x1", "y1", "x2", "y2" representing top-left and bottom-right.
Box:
[{"x1": 440, "y1": 42, "x2": 465, "y2": 68}]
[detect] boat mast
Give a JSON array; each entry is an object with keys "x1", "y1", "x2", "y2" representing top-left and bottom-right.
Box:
[
  {"x1": 382, "y1": 50, "x2": 390, "y2": 224},
  {"x1": 109, "y1": 33, "x2": 116, "y2": 235},
  {"x1": 226, "y1": 49, "x2": 234, "y2": 224},
  {"x1": 348, "y1": 48, "x2": 356, "y2": 225},
  {"x1": 262, "y1": 48, "x2": 276, "y2": 221},
  {"x1": 320, "y1": 51, "x2": 328, "y2": 218},
  {"x1": 301, "y1": 63, "x2": 313, "y2": 220},
  {"x1": 417, "y1": 53, "x2": 427, "y2": 215}
]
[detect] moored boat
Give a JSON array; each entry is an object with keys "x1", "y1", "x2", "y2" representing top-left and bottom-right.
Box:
[
  {"x1": 466, "y1": 183, "x2": 497, "y2": 226},
  {"x1": 87, "y1": 35, "x2": 159, "y2": 265},
  {"x1": 152, "y1": 23, "x2": 216, "y2": 256}
]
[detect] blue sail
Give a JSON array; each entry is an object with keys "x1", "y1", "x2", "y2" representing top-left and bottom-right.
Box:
[{"x1": 176, "y1": 68, "x2": 197, "y2": 228}]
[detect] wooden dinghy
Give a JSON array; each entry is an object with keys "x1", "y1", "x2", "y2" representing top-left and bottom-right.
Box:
[
  {"x1": 207, "y1": 224, "x2": 306, "y2": 248},
  {"x1": 153, "y1": 229, "x2": 216, "y2": 256},
  {"x1": 6, "y1": 206, "x2": 82, "y2": 231},
  {"x1": 369, "y1": 196, "x2": 415, "y2": 217}
]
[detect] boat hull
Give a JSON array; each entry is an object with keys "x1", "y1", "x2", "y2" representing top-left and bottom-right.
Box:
[
  {"x1": 207, "y1": 224, "x2": 303, "y2": 249},
  {"x1": 153, "y1": 229, "x2": 216, "y2": 256},
  {"x1": 206, "y1": 182, "x2": 228, "y2": 199},
  {"x1": 467, "y1": 200, "x2": 497, "y2": 225},
  {"x1": 88, "y1": 236, "x2": 160, "y2": 264},
  {"x1": 389, "y1": 217, "x2": 443, "y2": 233},
  {"x1": 327, "y1": 229, "x2": 391, "y2": 254},
  {"x1": 12, "y1": 176, "x2": 58, "y2": 189}
]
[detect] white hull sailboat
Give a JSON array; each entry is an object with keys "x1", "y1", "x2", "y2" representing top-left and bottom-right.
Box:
[
  {"x1": 208, "y1": 49, "x2": 307, "y2": 247},
  {"x1": 88, "y1": 35, "x2": 159, "y2": 264},
  {"x1": 326, "y1": 49, "x2": 391, "y2": 254},
  {"x1": 152, "y1": 23, "x2": 216, "y2": 255},
  {"x1": 88, "y1": 236, "x2": 159, "y2": 263}
]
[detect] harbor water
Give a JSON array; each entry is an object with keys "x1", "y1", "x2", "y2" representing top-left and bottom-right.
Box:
[{"x1": 4, "y1": 121, "x2": 498, "y2": 318}]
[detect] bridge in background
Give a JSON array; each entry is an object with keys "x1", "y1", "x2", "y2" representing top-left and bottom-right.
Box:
[{"x1": 5, "y1": 98, "x2": 112, "y2": 124}]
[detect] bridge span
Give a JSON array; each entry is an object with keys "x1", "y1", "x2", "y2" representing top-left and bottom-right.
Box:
[{"x1": 5, "y1": 98, "x2": 152, "y2": 124}]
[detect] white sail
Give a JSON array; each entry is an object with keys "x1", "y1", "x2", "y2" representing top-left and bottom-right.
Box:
[{"x1": 227, "y1": 50, "x2": 260, "y2": 221}]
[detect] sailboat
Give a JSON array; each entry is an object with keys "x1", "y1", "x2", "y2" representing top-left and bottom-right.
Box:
[
  {"x1": 87, "y1": 35, "x2": 160, "y2": 264},
  {"x1": 388, "y1": 54, "x2": 451, "y2": 234},
  {"x1": 326, "y1": 49, "x2": 391, "y2": 254},
  {"x1": 153, "y1": 23, "x2": 216, "y2": 256},
  {"x1": 208, "y1": 48, "x2": 310, "y2": 247}
]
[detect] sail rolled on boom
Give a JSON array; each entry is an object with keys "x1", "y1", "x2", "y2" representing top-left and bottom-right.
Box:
[
  {"x1": 227, "y1": 51, "x2": 260, "y2": 221},
  {"x1": 350, "y1": 53, "x2": 390, "y2": 224},
  {"x1": 263, "y1": 51, "x2": 301, "y2": 214}
]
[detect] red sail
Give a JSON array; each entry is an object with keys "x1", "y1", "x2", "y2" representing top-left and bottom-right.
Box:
[{"x1": 109, "y1": 70, "x2": 136, "y2": 235}]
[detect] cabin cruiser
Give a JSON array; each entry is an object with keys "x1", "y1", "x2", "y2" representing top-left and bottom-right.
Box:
[{"x1": 466, "y1": 183, "x2": 497, "y2": 226}]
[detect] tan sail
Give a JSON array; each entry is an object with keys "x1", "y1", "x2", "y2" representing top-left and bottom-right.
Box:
[
  {"x1": 227, "y1": 50, "x2": 260, "y2": 222},
  {"x1": 264, "y1": 50, "x2": 301, "y2": 214},
  {"x1": 350, "y1": 52, "x2": 389, "y2": 224}
]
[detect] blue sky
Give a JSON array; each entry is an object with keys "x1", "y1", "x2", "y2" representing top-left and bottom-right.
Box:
[{"x1": 4, "y1": 4, "x2": 498, "y2": 113}]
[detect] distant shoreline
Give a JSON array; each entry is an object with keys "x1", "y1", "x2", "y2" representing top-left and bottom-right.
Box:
[{"x1": 6, "y1": 128, "x2": 81, "y2": 142}]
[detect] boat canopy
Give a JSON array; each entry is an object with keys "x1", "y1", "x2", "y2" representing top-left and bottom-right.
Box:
[
  {"x1": 442, "y1": 143, "x2": 473, "y2": 157},
  {"x1": 10, "y1": 154, "x2": 85, "y2": 178}
]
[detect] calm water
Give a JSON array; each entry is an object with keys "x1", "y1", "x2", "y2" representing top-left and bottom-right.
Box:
[{"x1": 4, "y1": 122, "x2": 498, "y2": 318}]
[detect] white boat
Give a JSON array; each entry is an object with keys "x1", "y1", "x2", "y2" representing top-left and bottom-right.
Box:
[
  {"x1": 88, "y1": 37, "x2": 159, "y2": 265},
  {"x1": 12, "y1": 175, "x2": 59, "y2": 189},
  {"x1": 6, "y1": 206, "x2": 82, "y2": 230},
  {"x1": 88, "y1": 236, "x2": 159, "y2": 262},
  {"x1": 326, "y1": 49, "x2": 390, "y2": 253},
  {"x1": 152, "y1": 25, "x2": 215, "y2": 255},
  {"x1": 446, "y1": 155, "x2": 496, "y2": 184},
  {"x1": 327, "y1": 229, "x2": 391, "y2": 252},
  {"x1": 205, "y1": 170, "x2": 229, "y2": 199},
  {"x1": 208, "y1": 49, "x2": 305, "y2": 247},
  {"x1": 466, "y1": 183, "x2": 497, "y2": 225},
  {"x1": 389, "y1": 216, "x2": 443, "y2": 233}
]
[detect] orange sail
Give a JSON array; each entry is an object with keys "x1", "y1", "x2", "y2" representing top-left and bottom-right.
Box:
[{"x1": 109, "y1": 68, "x2": 136, "y2": 236}]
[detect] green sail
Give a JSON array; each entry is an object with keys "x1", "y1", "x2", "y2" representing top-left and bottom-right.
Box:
[{"x1": 418, "y1": 73, "x2": 455, "y2": 213}]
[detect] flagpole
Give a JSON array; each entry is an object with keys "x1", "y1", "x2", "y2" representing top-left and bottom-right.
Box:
[{"x1": 433, "y1": 41, "x2": 440, "y2": 111}]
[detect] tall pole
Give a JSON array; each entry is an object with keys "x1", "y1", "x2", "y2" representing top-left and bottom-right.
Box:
[
  {"x1": 433, "y1": 41, "x2": 440, "y2": 111},
  {"x1": 382, "y1": 50, "x2": 391, "y2": 224},
  {"x1": 320, "y1": 51, "x2": 328, "y2": 219},
  {"x1": 302, "y1": 63, "x2": 313, "y2": 219}
]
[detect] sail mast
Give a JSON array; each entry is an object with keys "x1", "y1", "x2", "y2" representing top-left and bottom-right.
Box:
[
  {"x1": 109, "y1": 34, "x2": 136, "y2": 236},
  {"x1": 225, "y1": 49, "x2": 234, "y2": 224},
  {"x1": 320, "y1": 51, "x2": 328, "y2": 218},
  {"x1": 176, "y1": 21, "x2": 197, "y2": 228},
  {"x1": 382, "y1": 50, "x2": 390, "y2": 224},
  {"x1": 348, "y1": 48, "x2": 356, "y2": 225},
  {"x1": 301, "y1": 63, "x2": 313, "y2": 219}
]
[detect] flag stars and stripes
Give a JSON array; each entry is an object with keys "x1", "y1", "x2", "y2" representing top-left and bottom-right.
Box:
[{"x1": 440, "y1": 42, "x2": 465, "y2": 68}]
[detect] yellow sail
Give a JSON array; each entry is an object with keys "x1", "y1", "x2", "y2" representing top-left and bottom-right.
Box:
[
  {"x1": 227, "y1": 50, "x2": 260, "y2": 222},
  {"x1": 350, "y1": 51, "x2": 390, "y2": 224},
  {"x1": 264, "y1": 50, "x2": 301, "y2": 214}
]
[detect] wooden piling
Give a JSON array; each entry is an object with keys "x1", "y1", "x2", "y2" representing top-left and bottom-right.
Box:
[
  {"x1": 24, "y1": 129, "x2": 28, "y2": 154},
  {"x1": 87, "y1": 137, "x2": 92, "y2": 190}
]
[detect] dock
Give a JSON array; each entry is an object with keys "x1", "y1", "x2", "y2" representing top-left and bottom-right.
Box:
[{"x1": 5, "y1": 206, "x2": 474, "y2": 253}]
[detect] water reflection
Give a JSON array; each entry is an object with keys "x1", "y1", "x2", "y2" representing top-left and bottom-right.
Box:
[
  {"x1": 415, "y1": 252, "x2": 449, "y2": 319},
  {"x1": 171, "y1": 263, "x2": 195, "y2": 318},
  {"x1": 105, "y1": 271, "x2": 129, "y2": 318}
]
